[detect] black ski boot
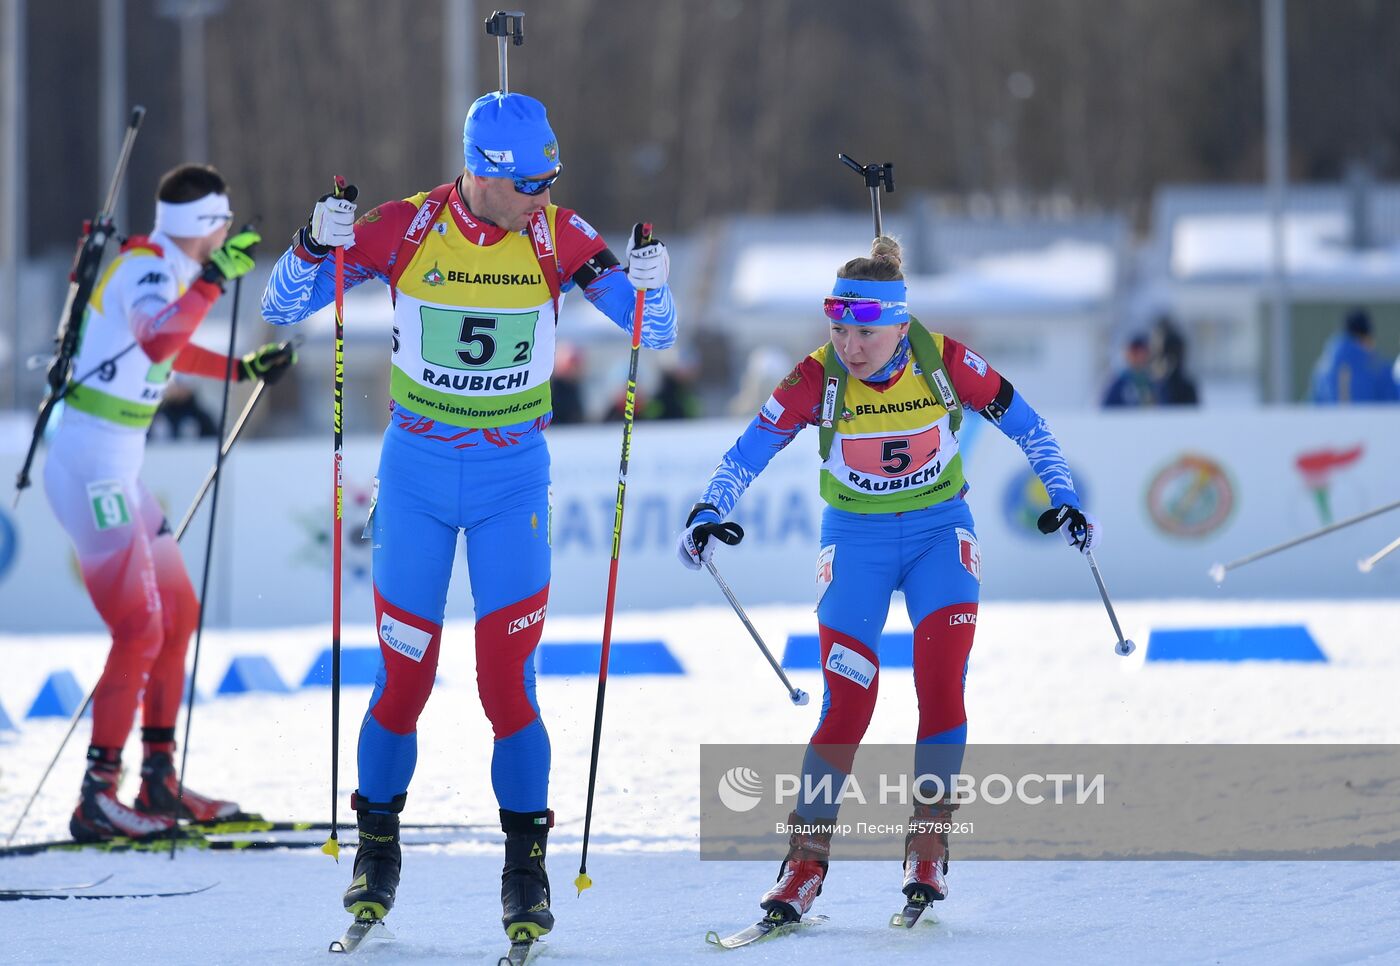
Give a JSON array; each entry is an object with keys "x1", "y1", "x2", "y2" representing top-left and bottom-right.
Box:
[
  {"x1": 342, "y1": 792, "x2": 405, "y2": 921},
  {"x1": 500, "y1": 808, "x2": 554, "y2": 940},
  {"x1": 70, "y1": 747, "x2": 177, "y2": 843}
]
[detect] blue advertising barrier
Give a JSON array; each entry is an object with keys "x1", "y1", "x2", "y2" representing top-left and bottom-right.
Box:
[
  {"x1": 537, "y1": 641, "x2": 684, "y2": 676},
  {"x1": 1146, "y1": 625, "x2": 1327, "y2": 662},
  {"x1": 781, "y1": 633, "x2": 914, "y2": 669}
]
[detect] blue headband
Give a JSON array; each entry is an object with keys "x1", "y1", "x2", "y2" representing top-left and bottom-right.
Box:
[{"x1": 828, "y1": 277, "x2": 909, "y2": 325}]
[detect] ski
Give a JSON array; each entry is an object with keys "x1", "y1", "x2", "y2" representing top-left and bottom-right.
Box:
[
  {"x1": 497, "y1": 937, "x2": 545, "y2": 966},
  {"x1": 0, "y1": 882, "x2": 215, "y2": 902},
  {"x1": 0, "y1": 873, "x2": 113, "y2": 895},
  {"x1": 328, "y1": 915, "x2": 392, "y2": 954},
  {"x1": 889, "y1": 898, "x2": 938, "y2": 928},
  {"x1": 704, "y1": 912, "x2": 827, "y2": 949},
  {"x1": 187, "y1": 818, "x2": 491, "y2": 836},
  {"x1": 1, "y1": 830, "x2": 473, "y2": 859},
  {"x1": 0, "y1": 829, "x2": 204, "y2": 858}
]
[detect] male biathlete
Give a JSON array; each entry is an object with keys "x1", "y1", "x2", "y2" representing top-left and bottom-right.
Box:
[{"x1": 261, "y1": 91, "x2": 676, "y2": 938}]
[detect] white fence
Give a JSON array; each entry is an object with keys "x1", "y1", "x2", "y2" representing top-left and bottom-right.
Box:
[{"x1": 1, "y1": 407, "x2": 1397, "y2": 633}]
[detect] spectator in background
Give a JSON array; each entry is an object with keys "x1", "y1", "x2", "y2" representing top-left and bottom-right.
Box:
[
  {"x1": 549, "y1": 342, "x2": 587, "y2": 424},
  {"x1": 1101, "y1": 334, "x2": 1156, "y2": 407},
  {"x1": 729, "y1": 345, "x2": 792, "y2": 417},
  {"x1": 149, "y1": 379, "x2": 219, "y2": 441},
  {"x1": 1151, "y1": 315, "x2": 1199, "y2": 406},
  {"x1": 1310, "y1": 308, "x2": 1396, "y2": 403},
  {"x1": 643, "y1": 346, "x2": 702, "y2": 420}
]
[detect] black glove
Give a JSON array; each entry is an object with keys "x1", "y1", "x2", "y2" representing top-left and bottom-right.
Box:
[
  {"x1": 677, "y1": 502, "x2": 744, "y2": 570},
  {"x1": 237, "y1": 341, "x2": 297, "y2": 384},
  {"x1": 1037, "y1": 503, "x2": 1100, "y2": 553}
]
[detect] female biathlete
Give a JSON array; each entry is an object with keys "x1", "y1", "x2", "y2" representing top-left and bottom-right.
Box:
[{"x1": 677, "y1": 236, "x2": 1099, "y2": 923}]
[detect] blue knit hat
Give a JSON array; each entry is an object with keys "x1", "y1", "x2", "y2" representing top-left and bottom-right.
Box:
[{"x1": 462, "y1": 92, "x2": 561, "y2": 179}]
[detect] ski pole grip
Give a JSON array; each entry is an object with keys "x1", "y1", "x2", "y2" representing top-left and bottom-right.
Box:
[
  {"x1": 331, "y1": 176, "x2": 358, "y2": 204},
  {"x1": 129, "y1": 106, "x2": 146, "y2": 128}
]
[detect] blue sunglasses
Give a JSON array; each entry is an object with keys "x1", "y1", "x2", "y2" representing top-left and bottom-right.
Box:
[{"x1": 475, "y1": 148, "x2": 562, "y2": 196}]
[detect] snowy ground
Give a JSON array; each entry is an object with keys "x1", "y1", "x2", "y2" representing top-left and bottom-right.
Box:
[{"x1": 2, "y1": 599, "x2": 1399, "y2": 964}]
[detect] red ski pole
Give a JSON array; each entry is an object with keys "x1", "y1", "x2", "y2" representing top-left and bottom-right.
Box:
[
  {"x1": 575, "y1": 225, "x2": 652, "y2": 895},
  {"x1": 323, "y1": 175, "x2": 351, "y2": 860}
]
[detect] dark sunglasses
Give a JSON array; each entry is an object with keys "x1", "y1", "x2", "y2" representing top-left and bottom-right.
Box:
[
  {"x1": 823, "y1": 296, "x2": 903, "y2": 324},
  {"x1": 475, "y1": 148, "x2": 562, "y2": 196}
]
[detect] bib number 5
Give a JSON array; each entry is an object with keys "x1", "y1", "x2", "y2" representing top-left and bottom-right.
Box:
[
  {"x1": 881, "y1": 439, "x2": 912, "y2": 475},
  {"x1": 458, "y1": 316, "x2": 496, "y2": 366}
]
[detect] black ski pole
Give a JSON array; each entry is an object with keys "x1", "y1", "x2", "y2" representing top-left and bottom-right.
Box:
[
  {"x1": 14, "y1": 106, "x2": 145, "y2": 507},
  {"x1": 704, "y1": 559, "x2": 809, "y2": 706},
  {"x1": 4, "y1": 368, "x2": 270, "y2": 847},
  {"x1": 170, "y1": 256, "x2": 249, "y2": 857},
  {"x1": 171, "y1": 344, "x2": 297, "y2": 540},
  {"x1": 1085, "y1": 550, "x2": 1136, "y2": 657}
]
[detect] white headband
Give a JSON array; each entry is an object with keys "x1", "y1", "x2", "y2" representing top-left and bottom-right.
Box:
[{"x1": 154, "y1": 193, "x2": 232, "y2": 239}]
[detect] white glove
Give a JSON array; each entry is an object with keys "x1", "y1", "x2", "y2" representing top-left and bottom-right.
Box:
[
  {"x1": 1036, "y1": 504, "x2": 1101, "y2": 554},
  {"x1": 626, "y1": 222, "x2": 669, "y2": 291},
  {"x1": 677, "y1": 503, "x2": 744, "y2": 570},
  {"x1": 307, "y1": 184, "x2": 359, "y2": 252}
]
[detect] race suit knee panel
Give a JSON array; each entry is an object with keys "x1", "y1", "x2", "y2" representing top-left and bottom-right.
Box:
[
  {"x1": 475, "y1": 585, "x2": 549, "y2": 741},
  {"x1": 811, "y1": 626, "x2": 880, "y2": 752},
  {"x1": 368, "y1": 587, "x2": 443, "y2": 736},
  {"x1": 913, "y1": 603, "x2": 978, "y2": 741}
]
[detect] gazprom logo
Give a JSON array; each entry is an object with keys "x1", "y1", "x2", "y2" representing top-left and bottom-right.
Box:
[
  {"x1": 717, "y1": 766, "x2": 764, "y2": 812},
  {"x1": 379, "y1": 615, "x2": 430, "y2": 663},
  {"x1": 826, "y1": 647, "x2": 875, "y2": 689}
]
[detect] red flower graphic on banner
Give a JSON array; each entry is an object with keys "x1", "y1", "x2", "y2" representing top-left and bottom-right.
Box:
[{"x1": 1294, "y1": 445, "x2": 1363, "y2": 525}]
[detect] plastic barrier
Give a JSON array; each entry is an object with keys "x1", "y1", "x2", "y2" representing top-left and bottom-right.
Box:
[
  {"x1": 301, "y1": 646, "x2": 383, "y2": 687},
  {"x1": 25, "y1": 670, "x2": 87, "y2": 719},
  {"x1": 216, "y1": 655, "x2": 292, "y2": 695}
]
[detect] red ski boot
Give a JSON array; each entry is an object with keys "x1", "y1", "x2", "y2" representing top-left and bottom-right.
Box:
[
  {"x1": 902, "y1": 801, "x2": 957, "y2": 904},
  {"x1": 70, "y1": 748, "x2": 177, "y2": 843},
  {"x1": 134, "y1": 741, "x2": 243, "y2": 823},
  {"x1": 759, "y1": 811, "x2": 834, "y2": 923}
]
